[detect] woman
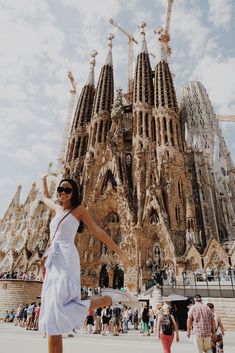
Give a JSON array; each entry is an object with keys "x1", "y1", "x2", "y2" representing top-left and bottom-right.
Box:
[
  {"x1": 141, "y1": 303, "x2": 150, "y2": 336},
  {"x1": 157, "y1": 303, "x2": 179, "y2": 353},
  {"x1": 207, "y1": 303, "x2": 225, "y2": 353},
  {"x1": 39, "y1": 175, "x2": 128, "y2": 353}
]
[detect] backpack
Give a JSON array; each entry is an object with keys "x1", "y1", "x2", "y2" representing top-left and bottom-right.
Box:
[
  {"x1": 113, "y1": 306, "x2": 121, "y2": 319},
  {"x1": 161, "y1": 315, "x2": 174, "y2": 335}
]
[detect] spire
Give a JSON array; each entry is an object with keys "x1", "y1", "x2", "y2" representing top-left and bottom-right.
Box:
[
  {"x1": 92, "y1": 34, "x2": 115, "y2": 115},
  {"x1": 72, "y1": 51, "x2": 97, "y2": 130},
  {"x1": 105, "y1": 33, "x2": 114, "y2": 66},
  {"x1": 8, "y1": 185, "x2": 21, "y2": 212},
  {"x1": 154, "y1": 60, "x2": 178, "y2": 111},
  {"x1": 133, "y1": 22, "x2": 153, "y2": 105},
  {"x1": 138, "y1": 21, "x2": 148, "y2": 54},
  {"x1": 86, "y1": 50, "x2": 98, "y2": 86}
]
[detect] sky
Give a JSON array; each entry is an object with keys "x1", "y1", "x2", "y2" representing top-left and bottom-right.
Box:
[{"x1": 0, "y1": 0, "x2": 235, "y2": 218}]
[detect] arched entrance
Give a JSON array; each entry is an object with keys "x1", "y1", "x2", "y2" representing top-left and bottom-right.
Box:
[
  {"x1": 113, "y1": 266, "x2": 124, "y2": 289},
  {"x1": 99, "y1": 265, "x2": 109, "y2": 288}
]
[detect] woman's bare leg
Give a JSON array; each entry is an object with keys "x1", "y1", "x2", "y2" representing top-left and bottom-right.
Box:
[
  {"x1": 89, "y1": 295, "x2": 112, "y2": 311},
  {"x1": 48, "y1": 335, "x2": 62, "y2": 353}
]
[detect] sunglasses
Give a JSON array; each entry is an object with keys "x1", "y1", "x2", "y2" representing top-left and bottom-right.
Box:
[{"x1": 57, "y1": 186, "x2": 73, "y2": 194}]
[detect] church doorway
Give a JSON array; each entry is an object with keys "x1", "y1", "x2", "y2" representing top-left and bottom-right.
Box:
[
  {"x1": 113, "y1": 266, "x2": 124, "y2": 289},
  {"x1": 99, "y1": 265, "x2": 109, "y2": 288}
]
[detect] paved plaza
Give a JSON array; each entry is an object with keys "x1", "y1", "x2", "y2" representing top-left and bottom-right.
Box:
[{"x1": 0, "y1": 323, "x2": 234, "y2": 353}]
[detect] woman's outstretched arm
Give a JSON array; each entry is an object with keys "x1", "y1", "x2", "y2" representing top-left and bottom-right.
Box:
[
  {"x1": 41, "y1": 174, "x2": 57, "y2": 211},
  {"x1": 76, "y1": 205, "x2": 129, "y2": 267}
]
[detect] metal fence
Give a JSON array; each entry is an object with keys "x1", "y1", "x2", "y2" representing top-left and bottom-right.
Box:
[
  {"x1": 166, "y1": 269, "x2": 235, "y2": 298},
  {"x1": 146, "y1": 269, "x2": 235, "y2": 298}
]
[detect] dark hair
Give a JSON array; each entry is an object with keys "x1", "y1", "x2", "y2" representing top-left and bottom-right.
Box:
[
  {"x1": 58, "y1": 178, "x2": 84, "y2": 233},
  {"x1": 207, "y1": 303, "x2": 214, "y2": 309},
  {"x1": 195, "y1": 294, "x2": 202, "y2": 301}
]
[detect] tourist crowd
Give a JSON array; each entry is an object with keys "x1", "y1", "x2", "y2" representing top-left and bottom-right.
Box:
[
  {"x1": 4, "y1": 302, "x2": 41, "y2": 331},
  {"x1": 4, "y1": 294, "x2": 224, "y2": 353},
  {"x1": 3, "y1": 295, "x2": 225, "y2": 353},
  {"x1": 0, "y1": 271, "x2": 40, "y2": 281}
]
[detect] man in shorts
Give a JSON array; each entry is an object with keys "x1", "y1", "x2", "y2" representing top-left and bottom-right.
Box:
[{"x1": 187, "y1": 294, "x2": 216, "y2": 353}]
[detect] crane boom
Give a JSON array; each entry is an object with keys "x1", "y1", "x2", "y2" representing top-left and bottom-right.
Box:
[
  {"x1": 156, "y1": 0, "x2": 174, "y2": 61},
  {"x1": 109, "y1": 18, "x2": 138, "y2": 96},
  {"x1": 165, "y1": 0, "x2": 174, "y2": 34},
  {"x1": 217, "y1": 115, "x2": 235, "y2": 122},
  {"x1": 57, "y1": 71, "x2": 77, "y2": 173},
  {"x1": 109, "y1": 18, "x2": 138, "y2": 44}
]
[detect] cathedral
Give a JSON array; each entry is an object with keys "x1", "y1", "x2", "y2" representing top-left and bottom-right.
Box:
[{"x1": 0, "y1": 23, "x2": 235, "y2": 294}]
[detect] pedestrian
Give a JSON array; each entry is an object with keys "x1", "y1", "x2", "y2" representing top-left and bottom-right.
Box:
[
  {"x1": 101, "y1": 307, "x2": 109, "y2": 335},
  {"x1": 133, "y1": 309, "x2": 139, "y2": 330},
  {"x1": 141, "y1": 303, "x2": 150, "y2": 336},
  {"x1": 122, "y1": 305, "x2": 129, "y2": 333},
  {"x1": 93, "y1": 307, "x2": 102, "y2": 334},
  {"x1": 207, "y1": 303, "x2": 225, "y2": 353},
  {"x1": 157, "y1": 303, "x2": 179, "y2": 353},
  {"x1": 34, "y1": 303, "x2": 41, "y2": 331},
  {"x1": 187, "y1": 294, "x2": 216, "y2": 353},
  {"x1": 86, "y1": 308, "x2": 94, "y2": 334},
  {"x1": 149, "y1": 305, "x2": 155, "y2": 333},
  {"x1": 39, "y1": 176, "x2": 129, "y2": 353},
  {"x1": 112, "y1": 303, "x2": 122, "y2": 336}
]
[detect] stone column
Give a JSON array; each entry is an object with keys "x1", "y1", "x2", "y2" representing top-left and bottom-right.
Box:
[
  {"x1": 151, "y1": 286, "x2": 163, "y2": 308},
  {"x1": 167, "y1": 119, "x2": 172, "y2": 146},
  {"x1": 162, "y1": 118, "x2": 166, "y2": 145}
]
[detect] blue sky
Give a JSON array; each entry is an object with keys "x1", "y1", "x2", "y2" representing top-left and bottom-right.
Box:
[{"x1": 0, "y1": 0, "x2": 235, "y2": 217}]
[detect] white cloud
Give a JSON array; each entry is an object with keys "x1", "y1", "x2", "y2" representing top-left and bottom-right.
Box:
[
  {"x1": 9, "y1": 142, "x2": 56, "y2": 166},
  {"x1": 62, "y1": 0, "x2": 121, "y2": 21},
  {"x1": 193, "y1": 55, "x2": 235, "y2": 113},
  {"x1": 172, "y1": 4, "x2": 211, "y2": 58},
  {"x1": 208, "y1": 0, "x2": 233, "y2": 28}
]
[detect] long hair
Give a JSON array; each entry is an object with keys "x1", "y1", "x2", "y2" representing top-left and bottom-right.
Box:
[{"x1": 58, "y1": 178, "x2": 84, "y2": 233}]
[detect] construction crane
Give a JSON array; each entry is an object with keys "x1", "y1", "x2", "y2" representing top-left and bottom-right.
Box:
[
  {"x1": 155, "y1": 0, "x2": 174, "y2": 61},
  {"x1": 57, "y1": 71, "x2": 77, "y2": 173},
  {"x1": 217, "y1": 115, "x2": 235, "y2": 122},
  {"x1": 109, "y1": 18, "x2": 138, "y2": 95}
]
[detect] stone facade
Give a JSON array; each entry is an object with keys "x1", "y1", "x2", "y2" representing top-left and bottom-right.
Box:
[
  {"x1": 0, "y1": 27, "x2": 235, "y2": 296},
  {"x1": 0, "y1": 280, "x2": 42, "y2": 318}
]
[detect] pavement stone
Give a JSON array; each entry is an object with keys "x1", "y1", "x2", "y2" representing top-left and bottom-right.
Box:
[{"x1": 0, "y1": 323, "x2": 234, "y2": 353}]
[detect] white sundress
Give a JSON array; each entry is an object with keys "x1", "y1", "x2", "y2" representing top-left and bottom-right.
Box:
[{"x1": 39, "y1": 209, "x2": 90, "y2": 335}]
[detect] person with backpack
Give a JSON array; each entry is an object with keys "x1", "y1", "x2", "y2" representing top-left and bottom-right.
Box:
[
  {"x1": 112, "y1": 303, "x2": 122, "y2": 336},
  {"x1": 157, "y1": 303, "x2": 179, "y2": 353},
  {"x1": 141, "y1": 303, "x2": 150, "y2": 336}
]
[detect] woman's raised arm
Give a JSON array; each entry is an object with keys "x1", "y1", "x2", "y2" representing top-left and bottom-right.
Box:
[{"x1": 41, "y1": 174, "x2": 57, "y2": 211}]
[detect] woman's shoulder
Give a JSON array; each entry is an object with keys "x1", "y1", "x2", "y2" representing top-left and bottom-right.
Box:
[{"x1": 73, "y1": 205, "x2": 89, "y2": 219}]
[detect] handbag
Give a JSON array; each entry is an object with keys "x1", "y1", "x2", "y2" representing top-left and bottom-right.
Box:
[{"x1": 40, "y1": 209, "x2": 73, "y2": 279}]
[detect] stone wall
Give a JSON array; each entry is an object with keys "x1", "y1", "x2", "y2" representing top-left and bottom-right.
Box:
[
  {"x1": 203, "y1": 297, "x2": 235, "y2": 331},
  {"x1": 0, "y1": 280, "x2": 42, "y2": 318}
]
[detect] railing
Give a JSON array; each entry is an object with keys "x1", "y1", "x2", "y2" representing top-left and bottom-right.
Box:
[
  {"x1": 146, "y1": 269, "x2": 235, "y2": 298},
  {"x1": 166, "y1": 269, "x2": 235, "y2": 298}
]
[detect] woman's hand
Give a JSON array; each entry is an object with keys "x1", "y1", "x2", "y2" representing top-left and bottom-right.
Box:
[
  {"x1": 176, "y1": 334, "x2": 180, "y2": 342},
  {"x1": 41, "y1": 174, "x2": 48, "y2": 179}
]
